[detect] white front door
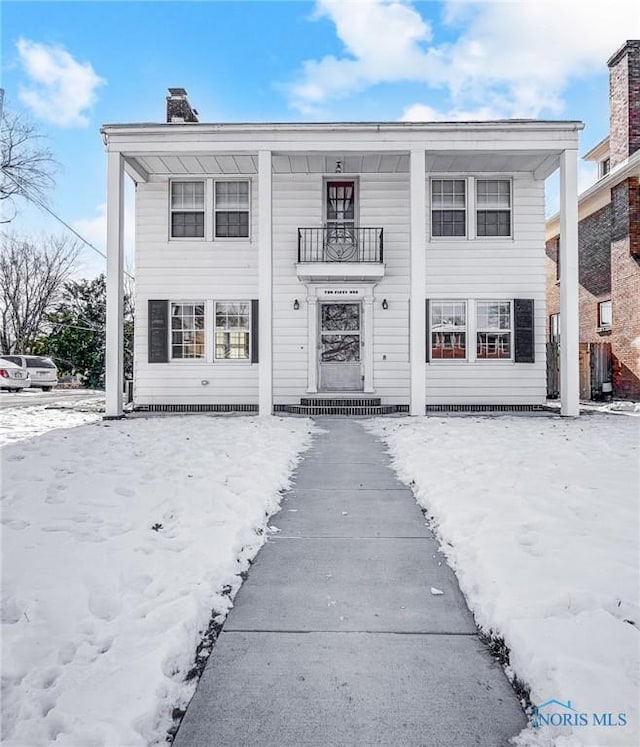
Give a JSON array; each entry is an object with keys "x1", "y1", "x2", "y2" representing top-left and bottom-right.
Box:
[{"x1": 319, "y1": 302, "x2": 363, "y2": 391}]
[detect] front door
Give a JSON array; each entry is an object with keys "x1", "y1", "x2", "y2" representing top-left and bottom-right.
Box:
[{"x1": 319, "y1": 302, "x2": 363, "y2": 391}]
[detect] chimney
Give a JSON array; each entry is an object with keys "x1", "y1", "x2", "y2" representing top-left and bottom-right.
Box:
[
  {"x1": 166, "y1": 88, "x2": 199, "y2": 123},
  {"x1": 608, "y1": 40, "x2": 640, "y2": 168}
]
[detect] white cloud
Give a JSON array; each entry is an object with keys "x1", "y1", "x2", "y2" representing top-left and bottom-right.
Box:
[
  {"x1": 288, "y1": 0, "x2": 442, "y2": 110},
  {"x1": 400, "y1": 102, "x2": 503, "y2": 122},
  {"x1": 289, "y1": 0, "x2": 640, "y2": 118},
  {"x1": 17, "y1": 38, "x2": 105, "y2": 127}
]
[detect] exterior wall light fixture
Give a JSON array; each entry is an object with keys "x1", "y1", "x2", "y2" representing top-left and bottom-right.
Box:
[
  {"x1": 293, "y1": 299, "x2": 300, "y2": 310},
  {"x1": 382, "y1": 299, "x2": 389, "y2": 310}
]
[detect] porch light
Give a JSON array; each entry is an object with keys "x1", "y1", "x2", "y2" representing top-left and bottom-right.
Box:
[
  {"x1": 382, "y1": 299, "x2": 389, "y2": 310},
  {"x1": 293, "y1": 299, "x2": 300, "y2": 310},
  {"x1": 335, "y1": 159, "x2": 342, "y2": 173}
]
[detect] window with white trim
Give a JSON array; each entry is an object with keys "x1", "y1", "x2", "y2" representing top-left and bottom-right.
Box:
[
  {"x1": 215, "y1": 302, "x2": 251, "y2": 359},
  {"x1": 170, "y1": 182, "x2": 205, "y2": 238},
  {"x1": 476, "y1": 180, "x2": 511, "y2": 237},
  {"x1": 476, "y1": 301, "x2": 512, "y2": 359},
  {"x1": 214, "y1": 181, "x2": 250, "y2": 238},
  {"x1": 430, "y1": 301, "x2": 467, "y2": 359},
  {"x1": 171, "y1": 303, "x2": 205, "y2": 359},
  {"x1": 431, "y1": 179, "x2": 466, "y2": 237},
  {"x1": 598, "y1": 300, "x2": 612, "y2": 329}
]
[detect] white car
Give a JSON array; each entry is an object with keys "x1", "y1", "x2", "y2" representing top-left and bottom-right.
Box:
[
  {"x1": 2, "y1": 355, "x2": 59, "y2": 391},
  {"x1": 0, "y1": 357, "x2": 32, "y2": 391}
]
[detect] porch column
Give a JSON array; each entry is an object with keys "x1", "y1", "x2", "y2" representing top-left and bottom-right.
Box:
[
  {"x1": 409, "y1": 149, "x2": 427, "y2": 416},
  {"x1": 559, "y1": 148, "x2": 580, "y2": 417},
  {"x1": 363, "y1": 295, "x2": 375, "y2": 393},
  {"x1": 258, "y1": 150, "x2": 273, "y2": 415},
  {"x1": 105, "y1": 150, "x2": 124, "y2": 418},
  {"x1": 306, "y1": 294, "x2": 318, "y2": 393}
]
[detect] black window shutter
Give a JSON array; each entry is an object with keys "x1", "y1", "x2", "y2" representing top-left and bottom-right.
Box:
[
  {"x1": 514, "y1": 299, "x2": 535, "y2": 363},
  {"x1": 148, "y1": 300, "x2": 169, "y2": 363},
  {"x1": 251, "y1": 299, "x2": 259, "y2": 363},
  {"x1": 425, "y1": 299, "x2": 430, "y2": 362}
]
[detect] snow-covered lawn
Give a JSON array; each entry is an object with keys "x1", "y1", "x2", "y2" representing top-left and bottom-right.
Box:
[
  {"x1": 367, "y1": 414, "x2": 639, "y2": 747},
  {"x1": 1, "y1": 415, "x2": 313, "y2": 745},
  {"x1": 0, "y1": 401, "x2": 102, "y2": 446}
]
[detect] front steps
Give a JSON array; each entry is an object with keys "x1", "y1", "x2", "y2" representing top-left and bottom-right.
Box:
[{"x1": 275, "y1": 397, "x2": 407, "y2": 416}]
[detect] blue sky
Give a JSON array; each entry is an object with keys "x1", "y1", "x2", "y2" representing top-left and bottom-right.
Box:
[{"x1": 2, "y1": 0, "x2": 639, "y2": 278}]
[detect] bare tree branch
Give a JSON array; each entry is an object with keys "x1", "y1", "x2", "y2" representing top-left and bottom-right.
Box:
[
  {"x1": 0, "y1": 233, "x2": 80, "y2": 353},
  {"x1": 1, "y1": 110, "x2": 57, "y2": 221}
]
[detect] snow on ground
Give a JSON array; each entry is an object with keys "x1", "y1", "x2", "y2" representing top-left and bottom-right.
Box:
[
  {"x1": 1, "y1": 415, "x2": 314, "y2": 745},
  {"x1": 0, "y1": 401, "x2": 103, "y2": 446},
  {"x1": 367, "y1": 413, "x2": 639, "y2": 747}
]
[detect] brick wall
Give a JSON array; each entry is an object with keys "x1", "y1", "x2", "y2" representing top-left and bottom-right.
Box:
[
  {"x1": 608, "y1": 40, "x2": 640, "y2": 167},
  {"x1": 546, "y1": 180, "x2": 640, "y2": 398},
  {"x1": 611, "y1": 178, "x2": 640, "y2": 397}
]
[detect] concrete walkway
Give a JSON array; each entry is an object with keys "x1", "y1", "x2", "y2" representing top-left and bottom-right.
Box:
[{"x1": 174, "y1": 419, "x2": 526, "y2": 746}]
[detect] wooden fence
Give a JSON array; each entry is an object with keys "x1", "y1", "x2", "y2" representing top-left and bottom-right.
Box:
[{"x1": 546, "y1": 341, "x2": 612, "y2": 401}]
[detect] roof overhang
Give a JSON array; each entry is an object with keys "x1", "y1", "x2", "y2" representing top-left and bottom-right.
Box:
[
  {"x1": 546, "y1": 149, "x2": 640, "y2": 239},
  {"x1": 583, "y1": 136, "x2": 610, "y2": 162},
  {"x1": 101, "y1": 120, "x2": 582, "y2": 184}
]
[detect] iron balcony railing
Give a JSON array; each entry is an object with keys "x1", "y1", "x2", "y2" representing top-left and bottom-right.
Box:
[{"x1": 298, "y1": 226, "x2": 384, "y2": 263}]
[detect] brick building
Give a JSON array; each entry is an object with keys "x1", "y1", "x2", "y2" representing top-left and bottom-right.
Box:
[{"x1": 546, "y1": 40, "x2": 640, "y2": 399}]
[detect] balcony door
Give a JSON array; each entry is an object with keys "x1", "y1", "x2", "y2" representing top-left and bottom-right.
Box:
[
  {"x1": 319, "y1": 302, "x2": 363, "y2": 391},
  {"x1": 325, "y1": 180, "x2": 357, "y2": 261}
]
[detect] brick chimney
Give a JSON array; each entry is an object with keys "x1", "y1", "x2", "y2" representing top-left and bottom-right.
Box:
[
  {"x1": 608, "y1": 40, "x2": 640, "y2": 168},
  {"x1": 166, "y1": 88, "x2": 199, "y2": 123}
]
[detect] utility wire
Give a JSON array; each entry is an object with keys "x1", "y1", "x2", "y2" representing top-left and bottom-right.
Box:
[{"x1": 1, "y1": 170, "x2": 135, "y2": 281}]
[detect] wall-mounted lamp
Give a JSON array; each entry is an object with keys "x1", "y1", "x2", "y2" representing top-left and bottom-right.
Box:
[
  {"x1": 335, "y1": 159, "x2": 343, "y2": 174},
  {"x1": 293, "y1": 299, "x2": 300, "y2": 310},
  {"x1": 381, "y1": 299, "x2": 389, "y2": 310}
]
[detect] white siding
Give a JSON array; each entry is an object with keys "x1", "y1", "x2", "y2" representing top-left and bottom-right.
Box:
[
  {"x1": 134, "y1": 178, "x2": 260, "y2": 405},
  {"x1": 271, "y1": 173, "x2": 410, "y2": 405},
  {"x1": 134, "y1": 168, "x2": 547, "y2": 407},
  {"x1": 425, "y1": 174, "x2": 547, "y2": 404}
]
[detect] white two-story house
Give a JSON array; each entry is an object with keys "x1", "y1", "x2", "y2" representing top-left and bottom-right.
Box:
[{"x1": 102, "y1": 90, "x2": 582, "y2": 417}]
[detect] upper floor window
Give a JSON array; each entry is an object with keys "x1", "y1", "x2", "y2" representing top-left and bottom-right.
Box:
[
  {"x1": 214, "y1": 181, "x2": 250, "y2": 238},
  {"x1": 476, "y1": 180, "x2": 511, "y2": 237},
  {"x1": 171, "y1": 181, "x2": 205, "y2": 238},
  {"x1": 431, "y1": 179, "x2": 466, "y2": 237},
  {"x1": 598, "y1": 300, "x2": 612, "y2": 330},
  {"x1": 430, "y1": 301, "x2": 467, "y2": 359},
  {"x1": 476, "y1": 301, "x2": 512, "y2": 359},
  {"x1": 171, "y1": 303, "x2": 205, "y2": 359},
  {"x1": 600, "y1": 158, "x2": 610, "y2": 178}
]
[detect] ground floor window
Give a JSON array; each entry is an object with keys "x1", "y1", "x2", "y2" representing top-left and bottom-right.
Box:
[
  {"x1": 476, "y1": 301, "x2": 512, "y2": 360},
  {"x1": 171, "y1": 303, "x2": 205, "y2": 359},
  {"x1": 430, "y1": 301, "x2": 467, "y2": 359},
  {"x1": 215, "y1": 302, "x2": 251, "y2": 359}
]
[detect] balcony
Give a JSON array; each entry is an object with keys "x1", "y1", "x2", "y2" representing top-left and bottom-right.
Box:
[{"x1": 296, "y1": 226, "x2": 385, "y2": 282}]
